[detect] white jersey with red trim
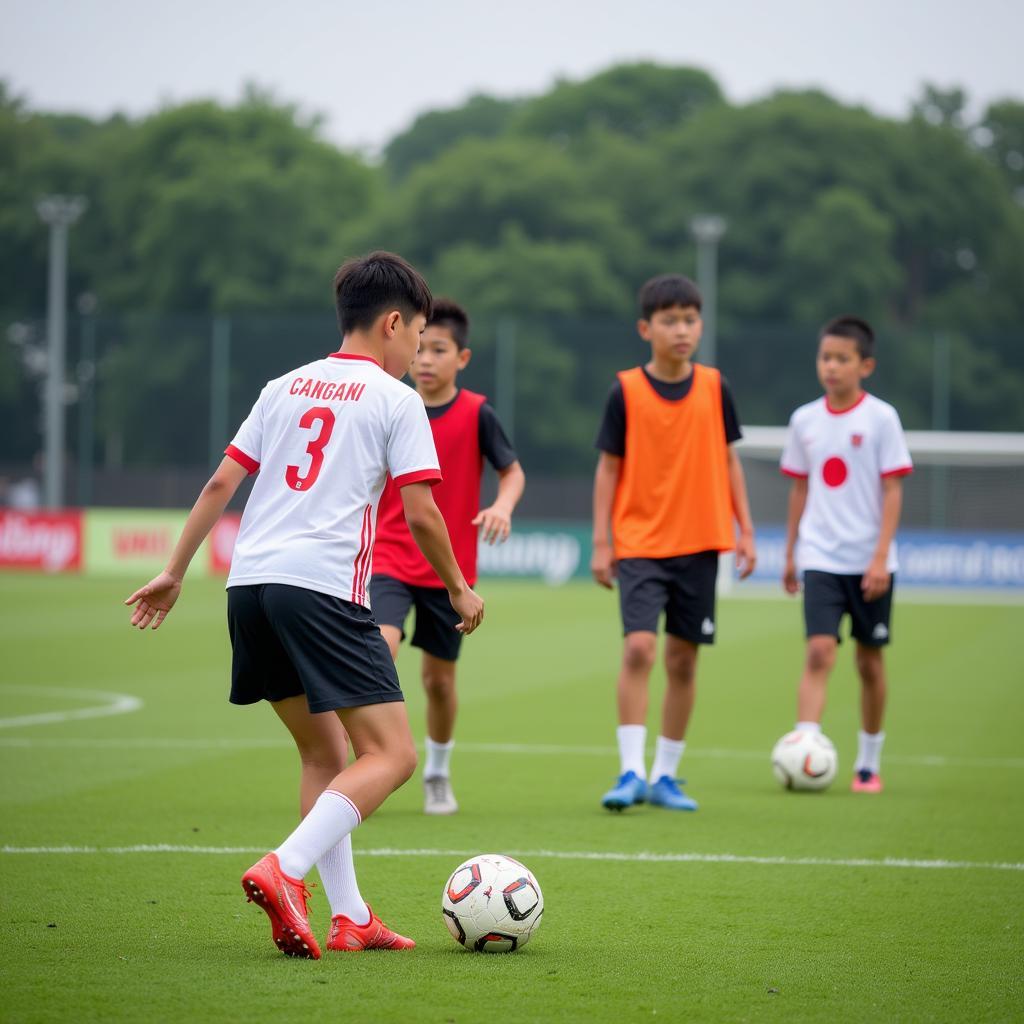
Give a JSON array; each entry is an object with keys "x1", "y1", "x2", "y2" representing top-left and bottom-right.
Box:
[
  {"x1": 780, "y1": 392, "x2": 912, "y2": 574},
  {"x1": 224, "y1": 352, "x2": 440, "y2": 607}
]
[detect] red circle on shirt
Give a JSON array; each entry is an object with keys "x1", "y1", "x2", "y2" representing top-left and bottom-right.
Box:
[{"x1": 822, "y1": 456, "x2": 848, "y2": 487}]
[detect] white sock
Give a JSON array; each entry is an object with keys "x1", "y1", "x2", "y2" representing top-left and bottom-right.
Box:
[
  {"x1": 274, "y1": 789, "x2": 361, "y2": 880},
  {"x1": 617, "y1": 724, "x2": 647, "y2": 778},
  {"x1": 424, "y1": 737, "x2": 454, "y2": 779},
  {"x1": 856, "y1": 730, "x2": 885, "y2": 774},
  {"x1": 796, "y1": 721, "x2": 822, "y2": 733},
  {"x1": 316, "y1": 834, "x2": 370, "y2": 925},
  {"x1": 649, "y1": 736, "x2": 685, "y2": 783}
]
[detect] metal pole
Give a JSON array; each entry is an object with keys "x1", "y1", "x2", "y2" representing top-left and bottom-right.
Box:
[
  {"x1": 690, "y1": 214, "x2": 726, "y2": 368},
  {"x1": 496, "y1": 317, "x2": 516, "y2": 442},
  {"x1": 37, "y1": 195, "x2": 86, "y2": 509},
  {"x1": 77, "y1": 313, "x2": 96, "y2": 507},
  {"x1": 209, "y1": 315, "x2": 231, "y2": 469}
]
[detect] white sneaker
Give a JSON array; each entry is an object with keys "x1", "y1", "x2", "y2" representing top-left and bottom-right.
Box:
[{"x1": 424, "y1": 775, "x2": 458, "y2": 815}]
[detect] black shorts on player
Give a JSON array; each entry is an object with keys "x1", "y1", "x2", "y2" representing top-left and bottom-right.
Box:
[
  {"x1": 616, "y1": 551, "x2": 720, "y2": 644},
  {"x1": 803, "y1": 570, "x2": 895, "y2": 646},
  {"x1": 369, "y1": 574, "x2": 463, "y2": 662},
  {"x1": 227, "y1": 583, "x2": 403, "y2": 712}
]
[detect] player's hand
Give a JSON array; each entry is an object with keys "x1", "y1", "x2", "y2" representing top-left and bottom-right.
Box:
[
  {"x1": 450, "y1": 587, "x2": 484, "y2": 636},
  {"x1": 472, "y1": 504, "x2": 512, "y2": 545},
  {"x1": 591, "y1": 542, "x2": 616, "y2": 589},
  {"x1": 735, "y1": 531, "x2": 757, "y2": 580},
  {"x1": 861, "y1": 560, "x2": 891, "y2": 602},
  {"x1": 783, "y1": 556, "x2": 800, "y2": 595},
  {"x1": 124, "y1": 570, "x2": 182, "y2": 630}
]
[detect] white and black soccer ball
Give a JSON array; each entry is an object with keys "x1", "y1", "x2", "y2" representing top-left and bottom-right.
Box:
[
  {"x1": 771, "y1": 729, "x2": 838, "y2": 791},
  {"x1": 441, "y1": 854, "x2": 544, "y2": 953}
]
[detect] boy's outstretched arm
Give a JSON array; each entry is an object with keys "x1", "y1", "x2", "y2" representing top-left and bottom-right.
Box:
[
  {"x1": 726, "y1": 446, "x2": 757, "y2": 579},
  {"x1": 591, "y1": 452, "x2": 621, "y2": 589},
  {"x1": 124, "y1": 457, "x2": 249, "y2": 630},
  {"x1": 472, "y1": 460, "x2": 525, "y2": 544},
  {"x1": 863, "y1": 476, "x2": 903, "y2": 601},
  {"x1": 783, "y1": 477, "x2": 808, "y2": 594},
  {"x1": 401, "y1": 482, "x2": 484, "y2": 635}
]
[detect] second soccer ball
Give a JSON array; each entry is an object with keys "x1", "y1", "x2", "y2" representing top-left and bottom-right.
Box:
[{"x1": 771, "y1": 730, "x2": 838, "y2": 791}]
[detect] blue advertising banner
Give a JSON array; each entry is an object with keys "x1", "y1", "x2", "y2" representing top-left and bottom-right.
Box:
[{"x1": 479, "y1": 521, "x2": 1024, "y2": 590}]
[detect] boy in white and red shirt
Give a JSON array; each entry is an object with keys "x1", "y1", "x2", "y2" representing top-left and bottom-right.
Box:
[
  {"x1": 125, "y1": 252, "x2": 484, "y2": 958},
  {"x1": 372, "y1": 299, "x2": 525, "y2": 815},
  {"x1": 780, "y1": 315, "x2": 912, "y2": 793}
]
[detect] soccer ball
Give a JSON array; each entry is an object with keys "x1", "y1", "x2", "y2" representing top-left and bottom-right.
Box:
[
  {"x1": 771, "y1": 730, "x2": 838, "y2": 791},
  {"x1": 441, "y1": 854, "x2": 544, "y2": 952}
]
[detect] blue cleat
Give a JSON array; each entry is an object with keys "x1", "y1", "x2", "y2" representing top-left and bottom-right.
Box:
[
  {"x1": 601, "y1": 770, "x2": 647, "y2": 811},
  {"x1": 648, "y1": 776, "x2": 698, "y2": 811}
]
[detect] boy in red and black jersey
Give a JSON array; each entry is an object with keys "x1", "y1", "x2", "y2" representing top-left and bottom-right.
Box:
[{"x1": 372, "y1": 299, "x2": 525, "y2": 815}]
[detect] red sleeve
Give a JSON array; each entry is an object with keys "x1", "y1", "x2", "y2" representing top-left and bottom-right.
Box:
[
  {"x1": 393, "y1": 468, "x2": 442, "y2": 488},
  {"x1": 881, "y1": 466, "x2": 913, "y2": 478},
  {"x1": 225, "y1": 444, "x2": 260, "y2": 475},
  {"x1": 780, "y1": 467, "x2": 809, "y2": 479}
]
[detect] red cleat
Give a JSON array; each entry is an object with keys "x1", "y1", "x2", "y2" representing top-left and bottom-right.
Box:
[
  {"x1": 326, "y1": 905, "x2": 416, "y2": 951},
  {"x1": 851, "y1": 769, "x2": 884, "y2": 793},
  {"x1": 241, "y1": 852, "x2": 321, "y2": 959}
]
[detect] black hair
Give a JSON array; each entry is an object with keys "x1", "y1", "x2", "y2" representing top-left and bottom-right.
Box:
[
  {"x1": 333, "y1": 251, "x2": 433, "y2": 335},
  {"x1": 427, "y1": 298, "x2": 470, "y2": 350},
  {"x1": 638, "y1": 273, "x2": 703, "y2": 319},
  {"x1": 820, "y1": 315, "x2": 875, "y2": 359}
]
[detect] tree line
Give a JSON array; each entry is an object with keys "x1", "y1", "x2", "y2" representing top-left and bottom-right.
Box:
[{"x1": 1, "y1": 65, "x2": 1022, "y2": 472}]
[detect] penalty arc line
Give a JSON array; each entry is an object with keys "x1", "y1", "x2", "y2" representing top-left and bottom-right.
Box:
[
  {"x1": 0, "y1": 686, "x2": 143, "y2": 729},
  {"x1": 1, "y1": 844, "x2": 1021, "y2": 873}
]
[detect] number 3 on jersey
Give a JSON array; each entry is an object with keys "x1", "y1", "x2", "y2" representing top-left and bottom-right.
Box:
[{"x1": 286, "y1": 406, "x2": 335, "y2": 491}]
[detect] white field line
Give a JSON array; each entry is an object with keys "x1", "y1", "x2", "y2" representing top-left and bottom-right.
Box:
[
  {"x1": 1, "y1": 844, "x2": 1021, "y2": 873},
  {"x1": 0, "y1": 735, "x2": 1022, "y2": 770},
  {"x1": 0, "y1": 686, "x2": 143, "y2": 729}
]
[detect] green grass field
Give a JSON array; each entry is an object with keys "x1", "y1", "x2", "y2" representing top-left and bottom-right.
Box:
[{"x1": 2, "y1": 575, "x2": 1022, "y2": 1023}]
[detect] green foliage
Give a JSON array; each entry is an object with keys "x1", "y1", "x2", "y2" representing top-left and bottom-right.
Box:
[
  {"x1": 384, "y1": 93, "x2": 521, "y2": 181},
  {"x1": 510, "y1": 62, "x2": 723, "y2": 142},
  {"x1": 2, "y1": 65, "x2": 1023, "y2": 472}
]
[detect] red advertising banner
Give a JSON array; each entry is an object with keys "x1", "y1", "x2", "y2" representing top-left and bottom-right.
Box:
[
  {"x1": 0, "y1": 509, "x2": 83, "y2": 572},
  {"x1": 209, "y1": 512, "x2": 242, "y2": 574}
]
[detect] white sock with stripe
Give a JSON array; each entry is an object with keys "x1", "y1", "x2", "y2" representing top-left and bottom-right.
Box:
[
  {"x1": 274, "y1": 789, "x2": 361, "y2": 879},
  {"x1": 617, "y1": 724, "x2": 647, "y2": 778},
  {"x1": 316, "y1": 834, "x2": 370, "y2": 925}
]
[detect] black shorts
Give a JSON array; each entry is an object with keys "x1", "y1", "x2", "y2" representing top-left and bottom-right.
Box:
[
  {"x1": 803, "y1": 570, "x2": 895, "y2": 646},
  {"x1": 227, "y1": 584, "x2": 403, "y2": 712},
  {"x1": 369, "y1": 574, "x2": 463, "y2": 662},
  {"x1": 617, "y1": 552, "x2": 720, "y2": 644}
]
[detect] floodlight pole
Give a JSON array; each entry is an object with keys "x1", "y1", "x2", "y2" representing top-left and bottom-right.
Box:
[
  {"x1": 37, "y1": 195, "x2": 87, "y2": 509},
  {"x1": 691, "y1": 214, "x2": 726, "y2": 368}
]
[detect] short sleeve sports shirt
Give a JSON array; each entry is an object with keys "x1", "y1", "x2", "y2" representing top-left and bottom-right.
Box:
[
  {"x1": 780, "y1": 392, "x2": 912, "y2": 574},
  {"x1": 224, "y1": 352, "x2": 440, "y2": 607}
]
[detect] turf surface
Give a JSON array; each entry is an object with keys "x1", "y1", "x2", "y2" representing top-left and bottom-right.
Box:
[{"x1": 2, "y1": 575, "x2": 1022, "y2": 1023}]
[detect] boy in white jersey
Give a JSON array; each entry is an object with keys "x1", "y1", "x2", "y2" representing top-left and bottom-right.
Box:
[
  {"x1": 780, "y1": 315, "x2": 912, "y2": 793},
  {"x1": 124, "y1": 252, "x2": 484, "y2": 958}
]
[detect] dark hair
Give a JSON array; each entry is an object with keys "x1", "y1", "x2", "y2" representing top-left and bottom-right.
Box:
[
  {"x1": 332, "y1": 251, "x2": 433, "y2": 335},
  {"x1": 427, "y1": 297, "x2": 470, "y2": 350},
  {"x1": 638, "y1": 274, "x2": 702, "y2": 319},
  {"x1": 820, "y1": 315, "x2": 875, "y2": 359}
]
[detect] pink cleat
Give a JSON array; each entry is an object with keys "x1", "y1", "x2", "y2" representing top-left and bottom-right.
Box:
[
  {"x1": 241, "y1": 852, "x2": 321, "y2": 959},
  {"x1": 851, "y1": 769, "x2": 884, "y2": 793},
  {"x1": 327, "y1": 905, "x2": 416, "y2": 951}
]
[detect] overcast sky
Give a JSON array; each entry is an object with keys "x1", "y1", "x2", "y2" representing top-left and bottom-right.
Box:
[{"x1": 3, "y1": 0, "x2": 1022, "y2": 153}]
